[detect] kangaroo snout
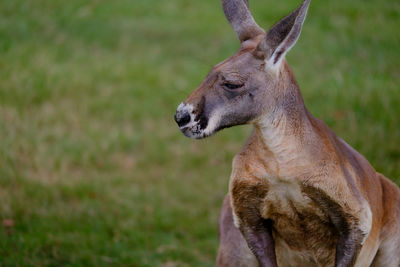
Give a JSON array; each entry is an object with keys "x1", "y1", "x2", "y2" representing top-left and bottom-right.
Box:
[
  {"x1": 174, "y1": 109, "x2": 191, "y2": 127},
  {"x1": 174, "y1": 102, "x2": 212, "y2": 139},
  {"x1": 174, "y1": 103, "x2": 194, "y2": 128}
]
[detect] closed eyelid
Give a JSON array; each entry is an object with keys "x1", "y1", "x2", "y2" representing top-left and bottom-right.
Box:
[{"x1": 222, "y1": 73, "x2": 246, "y2": 84}]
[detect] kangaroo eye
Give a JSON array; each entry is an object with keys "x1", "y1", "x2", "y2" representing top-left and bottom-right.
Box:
[{"x1": 223, "y1": 83, "x2": 243, "y2": 90}]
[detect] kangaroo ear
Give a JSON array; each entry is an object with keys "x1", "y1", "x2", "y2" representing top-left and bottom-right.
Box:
[
  {"x1": 255, "y1": 0, "x2": 310, "y2": 66},
  {"x1": 222, "y1": 0, "x2": 265, "y2": 42}
]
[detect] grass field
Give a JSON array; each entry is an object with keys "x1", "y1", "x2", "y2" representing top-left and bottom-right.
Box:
[{"x1": 0, "y1": 0, "x2": 399, "y2": 266}]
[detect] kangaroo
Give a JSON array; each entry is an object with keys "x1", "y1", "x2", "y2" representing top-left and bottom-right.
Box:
[{"x1": 174, "y1": 0, "x2": 400, "y2": 266}]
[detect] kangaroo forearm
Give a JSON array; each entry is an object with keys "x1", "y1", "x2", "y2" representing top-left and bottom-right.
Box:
[
  {"x1": 241, "y1": 224, "x2": 278, "y2": 267},
  {"x1": 335, "y1": 229, "x2": 364, "y2": 267}
]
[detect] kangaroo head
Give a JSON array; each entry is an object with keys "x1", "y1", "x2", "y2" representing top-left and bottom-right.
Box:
[{"x1": 174, "y1": 0, "x2": 310, "y2": 139}]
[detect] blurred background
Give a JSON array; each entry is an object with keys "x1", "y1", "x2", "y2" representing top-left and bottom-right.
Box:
[{"x1": 0, "y1": 0, "x2": 399, "y2": 265}]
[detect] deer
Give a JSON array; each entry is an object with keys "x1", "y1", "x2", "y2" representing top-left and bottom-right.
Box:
[{"x1": 174, "y1": 0, "x2": 400, "y2": 266}]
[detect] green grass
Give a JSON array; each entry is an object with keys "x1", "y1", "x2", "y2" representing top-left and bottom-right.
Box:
[{"x1": 0, "y1": 0, "x2": 399, "y2": 265}]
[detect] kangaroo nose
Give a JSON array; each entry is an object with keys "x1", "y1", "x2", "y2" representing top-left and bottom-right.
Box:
[{"x1": 174, "y1": 110, "x2": 191, "y2": 127}]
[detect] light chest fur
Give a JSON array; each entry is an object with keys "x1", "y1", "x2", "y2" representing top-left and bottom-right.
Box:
[
  {"x1": 265, "y1": 176, "x2": 337, "y2": 266},
  {"x1": 230, "y1": 169, "x2": 338, "y2": 266}
]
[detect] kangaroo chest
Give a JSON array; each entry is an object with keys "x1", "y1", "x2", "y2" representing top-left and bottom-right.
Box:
[
  {"x1": 231, "y1": 176, "x2": 338, "y2": 266},
  {"x1": 267, "y1": 178, "x2": 337, "y2": 265}
]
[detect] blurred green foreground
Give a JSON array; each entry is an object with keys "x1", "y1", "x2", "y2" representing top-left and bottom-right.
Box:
[{"x1": 0, "y1": 0, "x2": 399, "y2": 265}]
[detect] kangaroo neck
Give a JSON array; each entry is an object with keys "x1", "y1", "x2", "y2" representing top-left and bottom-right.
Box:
[{"x1": 252, "y1": 67, "x2": 319, "y2": 171}]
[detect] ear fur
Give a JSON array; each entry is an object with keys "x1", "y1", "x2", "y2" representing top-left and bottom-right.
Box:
[
  {"x1": 255, "y1": 0, "x2": 310, "y2": 66},
  {"x1": 222, "y1": 0, "x2": 265, "y2": 42}
]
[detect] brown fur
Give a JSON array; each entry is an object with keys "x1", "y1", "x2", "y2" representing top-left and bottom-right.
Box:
[
  {"x1": 174, "y1": 0, "x2": 400, "y2": 266},
  {"x1": 221, "y1": 111, "x2": 400, "y2": 266},
  {"x1": 216, "y1": 195, "x2": 258, "y2": 267}
]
